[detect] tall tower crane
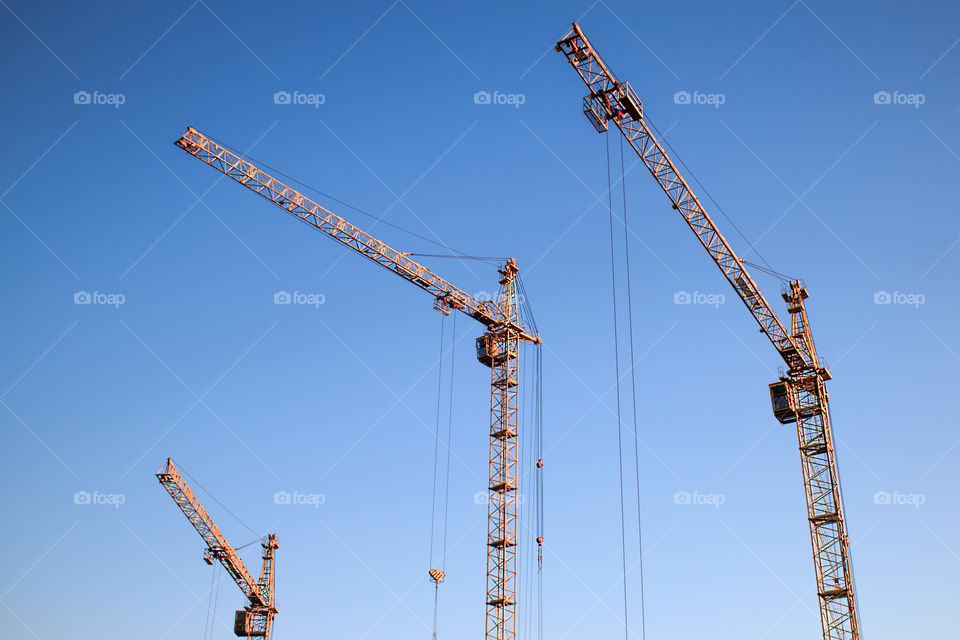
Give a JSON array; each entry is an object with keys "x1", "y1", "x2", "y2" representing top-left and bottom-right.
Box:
[
  {"x1": 173, "y1": 127, "x2": 541, "y2": 640},
  {"x1": 157, "y1": 458, "x2": 279, "y2": 638},
  {"x1": 555, "y1": 23, "x2": 861, "y2": 640}
]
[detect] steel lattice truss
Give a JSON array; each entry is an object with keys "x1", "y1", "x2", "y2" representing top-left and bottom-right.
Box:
[
  {"x1": 174, "y1": 128, "x2": 536, "y2": 343},
  {"x1": 556, "y1": 24, "x2": 806, "y2": 371},
  {"x1": 157, "y1": 458, "x2": 279, "y2": 638},
  {"x1": 485, "y1": 267, "x2": 522, "y2": 640},
  {"x1": 786, "y1": 286, "x2": 859, "y2": 639},
  {"x1": 556, "y1": 23, "x2": 860, "y2": 640}
]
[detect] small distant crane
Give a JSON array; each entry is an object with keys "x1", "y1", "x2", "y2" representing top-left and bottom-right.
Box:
[{"x1": 157, "y1": 458, "x2": 278, "y2": 639}]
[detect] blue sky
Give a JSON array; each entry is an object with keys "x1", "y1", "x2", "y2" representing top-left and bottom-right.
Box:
[{"x1": 1, "y1": 0, "x2": 958, "y2": 638}]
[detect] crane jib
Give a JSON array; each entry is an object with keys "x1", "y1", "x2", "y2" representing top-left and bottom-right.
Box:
[{"x1": 173, "y1": 127, "x2": 538, "y2": 344}]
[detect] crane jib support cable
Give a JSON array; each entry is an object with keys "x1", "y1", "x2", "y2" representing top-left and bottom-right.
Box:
[
  {"x1": 174, "y1": 127, "x2": 540, "y2": 640},
  {"x1": 556, "y1": 23, "x2": 861, "y2": 640}
]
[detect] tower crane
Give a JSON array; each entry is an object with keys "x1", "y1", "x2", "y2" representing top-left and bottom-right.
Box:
[
  {"x1": 156, "y1": 458, "x2": 279, "y2": 638},
  {"x1": 556, "y1": 23, "x2": 861, "y2": 640},
  {"x1": 173, "y1": 127, "x2": 542, "y2": 640}
]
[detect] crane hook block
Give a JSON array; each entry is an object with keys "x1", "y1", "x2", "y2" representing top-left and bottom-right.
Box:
[{"x1": 428, "y1": 568, "x2": 446, "y2": 584}]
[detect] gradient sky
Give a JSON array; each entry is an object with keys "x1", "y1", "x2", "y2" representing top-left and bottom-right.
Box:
[{"x1": 1, "y1": 1, "x2": 958, "y2": 639}]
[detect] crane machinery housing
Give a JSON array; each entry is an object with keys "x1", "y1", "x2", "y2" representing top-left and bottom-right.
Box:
[
  {"x1": 173, "y1": 127, "x2": 543, "y2": 640},
  {"x1": 157, "y1": 458, "x2": 279, "y2": 639},
  {"x1": 555, "y1": 22, "x2": 861, "y2": 640}
]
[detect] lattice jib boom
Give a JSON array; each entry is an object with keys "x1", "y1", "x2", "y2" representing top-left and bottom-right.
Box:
[
  {"x1": 174, "y1": 127, "x2": 538, "y2": 344},
  {"x1": 555, "y1": 23, "x2": 808, "y2": 371},
  {"x1": 156, "y1": 458, "x2": 267, "y2": 607}
]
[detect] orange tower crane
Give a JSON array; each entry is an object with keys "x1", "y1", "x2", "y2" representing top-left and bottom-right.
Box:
[
  {"x1": 157, "y1": 458, "x2": 279, "y2": 638},
  {"x1": 173, "y1": 127, "x2": 541, "y2": 640},
  {"x1": 556, "y1": 23, "x2": 861, "y2": 640}
]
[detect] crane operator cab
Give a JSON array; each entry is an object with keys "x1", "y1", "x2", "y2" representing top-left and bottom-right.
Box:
[{"x1": 769, "y1": 380, "x2": 797, "y2": 424}]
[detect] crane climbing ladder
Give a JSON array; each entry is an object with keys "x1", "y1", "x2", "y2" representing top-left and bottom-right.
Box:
[
  {"x1": 173, "y1": 127, "x2": 542, "y2": 640},
  {"x1": 157, "y1": 458, "x2": 279, "y2": 639},
  {"x1": 556, "y1": 23, "x2": 861, "y2": 640}
]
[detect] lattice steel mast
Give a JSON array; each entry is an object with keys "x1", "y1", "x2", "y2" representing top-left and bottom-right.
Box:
[
  {"x1": 174, "y1": 127, "x2": 540, "y2": 640},
  {"x1": 556, "y1": 23, "x2": 860, "y2": 640},
  {"x1": 157, "y1": 458, "x2": 279, "y2": 638}
]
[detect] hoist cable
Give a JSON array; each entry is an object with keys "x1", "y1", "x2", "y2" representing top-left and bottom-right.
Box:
[
  {"x1": 176, "y1": 460, "x2": 259, "y2": 538},
  {"x1": 605, "y1": 133, "x2": 631, "y2": 640},
  {"x1": 536, "y1": 344, "x2": 545, "y2": 640},
  {"x1": 517, "y1": 275, "x2": 539, "y2": 335},
  {"x1": 428, "y1": 316, "x2": 446, "y2": 568},
  {"x1": 620, "y1": 135, "x2": 648, "y2": 640},
  {"x1": 234, "y1": 536, "x2": 268, "y2": 551},
  {"x1": 405, "y1": 253, "x2": 504, "y2": 264},
  {"x1": 742, "y1": 259, "x2": 795, "y2": 283},
  {"x1": 643, "y1": 116, "x2": 781, "y2": 278},
  {"x1": 431, "y1": 584, "x2": 440, "y2": 640},
  {"x1": 203, "y1": 562, "x2": 216, "y2": 640},
  {"x1": 440, "y1": 313, "x2": 456, "y2": 571},
  {"x1": 209, "y1": 564, "x2": 223, "y2": 640},
  {"x1": 207, "y1": 135, "x2": 481, "y2": 260}
]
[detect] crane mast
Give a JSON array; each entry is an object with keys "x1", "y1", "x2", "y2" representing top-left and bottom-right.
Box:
[
  {"x1": 157, "y1": 458, "x2": 278, "y2": 638},
  {"x1": 556, "y1": 23, "x2": 860, "y2": 640},
  {"x1": 174, "y1": 128, "x2": 540, "y2": 640}
]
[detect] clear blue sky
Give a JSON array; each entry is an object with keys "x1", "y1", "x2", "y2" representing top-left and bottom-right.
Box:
[{"x1": 1, "y1": 1, "x2": 958, "y2": 638}]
